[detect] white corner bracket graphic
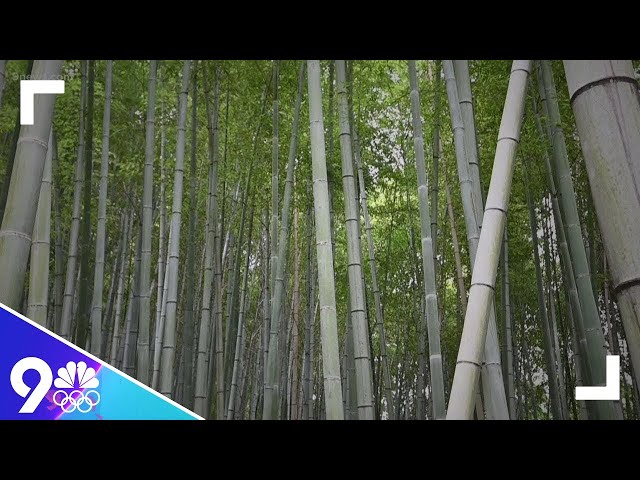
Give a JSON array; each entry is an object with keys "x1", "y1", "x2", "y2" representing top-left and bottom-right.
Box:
[
  {"x1": 575, "y1": 355, "x2": 620, "y2": 401},
  {"x1": 20, "y1": 80, "x2": 65, "y2": 125}
]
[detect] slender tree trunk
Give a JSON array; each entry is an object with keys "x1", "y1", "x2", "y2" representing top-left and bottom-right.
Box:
[
  {"x1": 160, "y1": 60, "x2": 192, "y2": 398},
  {"x1": 445, "y1": 182, "x2": 467, "y2": 321},
  {"x1": 101, "y1": 220, "x2": 122, "y2": 358},
  {"x1": 125, "y1": 226, "x2": 142, "y2": 375},
  {"x1": 27, "y1": 129, "x2": 53, "y2": 325},
  {"x1": 447, "y1": 60, "x2": 531, "y2": 420},
  {"x1": 52, "y1": 132, "x2": 63, "y2": 334},
  {"x1": 87, "y1": 60, "x2": 113, "y2": 356},
  {"x1": 524, "y1": 172, "x2": 563, "y2": 420},
  {"x1": 563, "y1": 60, "x2": 640, "y2": 398},
  {"x1": 102, "y1": 213, "x2": 123, "y2": 358},
  {"x1": 263, "y1": 63, "x2": 305, "y2": 419},
  {"x1": 542, "y1": 200, "x2": 570, "y2": 418},
  {"x1": 0, "y1": 60, "x2": 62, "y2": 310},
  {"x1": 152, "y1": 240, "x2": 170, "y2": 389},
  {"x1": 135, "y1": 59, "x2": 159, "y2": 384},
  {"x1": 109, "y1": 213, "x2": 132, "y2": 365},
  {"x1": 334, "y1": 60, "x2": 374, "y2": 420},
  {"x1": 290, "y1": 206, "x2": 301, "y2": 420},
  {"x1": 228, "y1": 204, "x2": 256, "y2": 419},
  {"x1": 60, "y1": 61, "x2": 87, "y2": 340},
  {"x1": 352, "y1": 109, "x2": 395, "y2": 421},
  {"x1": 453, "y1": 60, "x2": 483, "y2": 220},
  {"x1": 269, "y1": 59, "x2": 280, "y2": 301},
  {"x1": 155, "y1": 121, "x2": 167, "y2": 362},
  {"x1": 302, "y1": 202, "x2": 315, "y2": 420},
  {"x1": 408, "y1": 60, "x2": 446, "y2": 420},
  {"x1": 76, "y1": 59, "x2": 95, "y2": 349},
  {"x1": 194, "y1": 64, "x2": 221, "y2": 418},
  {"x1": 431, "y1": 61, "x2": 442, "y2": 300},
  {"x1": 502, "y1": 226, "x2": 516, "y2": 419},
  {"x1": 307, "y1": 60, "x2": 344, "y2": 420},
  {"x1": 181, "y1": 66, "x2": 199, "y2": 407}
]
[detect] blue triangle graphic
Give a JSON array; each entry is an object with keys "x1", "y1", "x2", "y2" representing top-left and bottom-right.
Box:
[{"x1": 0, "y1": 303, "x2": 202, "y2": 420}]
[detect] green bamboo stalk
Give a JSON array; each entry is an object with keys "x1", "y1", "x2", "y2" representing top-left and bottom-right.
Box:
[
  {"x1": 182, "y1": 65, "x2": 199, "y2": 406},
  {"x1": 335, "y1": 60, "x2": 375, "y2": 420},
  {"x1": 408, "y1": 60, "x2": 446, "y2": 420},
  {"x1": 262, "y1": 62, "x2": 305, "y2": 419},
  {"x1": 76, "y1": 59, "x2": 95, "y2": 349},
  {"x1": 60, "y1": 60, "x2": 87, "y2": 340},
  {"x1": 270, "y1": 60, "x2": 280, "y2": 297},
  {"x1": 502, "y1": 226, "x2": 516, "y2": 419},
  {"x1": 27, "y1": 128, "x2": 53, "y2": 325},
  {"x1": 135, "y1": 59, "x2": 159, "y2": 384},
  {"x1": 159, "y1": 60, "x2": 192, "y2": 398},
  {"x1": 88, "y1": 60, "x2": 113, "y2": 357},
  {"x1": 307, "y1": 60, "x2": 344, "y2": 420}
]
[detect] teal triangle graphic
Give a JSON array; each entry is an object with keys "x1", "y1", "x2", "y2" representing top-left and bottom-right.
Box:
[{"x1": 0, "y1": 302, "x2": 202, "y2": 420}]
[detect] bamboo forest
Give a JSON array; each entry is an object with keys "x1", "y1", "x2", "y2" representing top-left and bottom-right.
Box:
[{"x1": 1, "y1": 59, "x2": 639, "y2": 421}]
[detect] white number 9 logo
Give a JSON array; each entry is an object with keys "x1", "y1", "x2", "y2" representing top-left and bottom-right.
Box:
[{"x1": 10, "y1": 357, "x2": 53, "y2": 413}]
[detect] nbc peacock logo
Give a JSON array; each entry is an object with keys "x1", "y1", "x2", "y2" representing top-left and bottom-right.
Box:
[{"x1": 52, "y1": 361, "x2": 101, "y2": 414}]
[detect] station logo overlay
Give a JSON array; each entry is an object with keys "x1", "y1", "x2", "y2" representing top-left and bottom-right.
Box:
[{"x1": 0, "y1": 303, "x2": 202, "y2": 420}]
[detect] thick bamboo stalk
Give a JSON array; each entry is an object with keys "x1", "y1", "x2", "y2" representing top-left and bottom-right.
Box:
[
  {"x1": 446, "y1": 60, "x2": 531, "y2": 420},
  {"x1": 0, "y1": 60, "x2": 63, "y2": 310},
  {"x1": 563, "y1": 60, "x2": 640, "y2": 400}
]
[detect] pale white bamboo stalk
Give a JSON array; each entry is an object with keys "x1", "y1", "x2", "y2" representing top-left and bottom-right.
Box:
[{"x1": 447, "y1": 60, "x2": 531, "y2": 420}]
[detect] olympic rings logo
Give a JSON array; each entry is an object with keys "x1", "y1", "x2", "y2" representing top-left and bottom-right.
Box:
[{"x1": 52, "y1": 389, "x2": 101, "y2": 413}]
